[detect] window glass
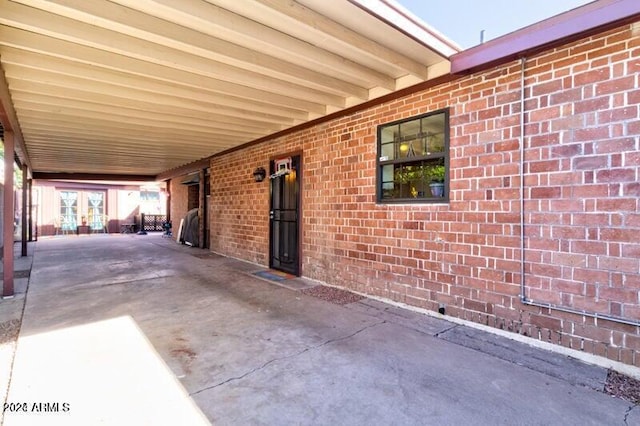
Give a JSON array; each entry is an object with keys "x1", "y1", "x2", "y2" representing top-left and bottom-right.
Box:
[
  {"x1": 60, "y1": 191, "x2": 78, "y2": 230},
  {"x1": 377, "y1": 109, "x2": 449, "y2": 202},
  {"x1": 87, "y1": 192, "x2": 105, "y2": 230}
]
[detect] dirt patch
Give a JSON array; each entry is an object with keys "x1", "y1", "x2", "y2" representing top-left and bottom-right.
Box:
[
  {"x1": 301, "y1": 286, "x2": 364, "y2": 305},
  {"x1": 0, "y1": 319, "x2": 21, "y2": 345},
  {"x1": 605, "y1": 370, "x2": 640, "y2": 404},
  {"x1": 171, "y1": 347, "x2": 197, "y2": 375}
]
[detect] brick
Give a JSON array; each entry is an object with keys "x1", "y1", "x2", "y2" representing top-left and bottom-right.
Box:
[
  {"x1": 550, "y1": 88, "x2": 583, "y2": 105},
  {"x1": 596, "y1": 199, "x2": 637, "y2": 212},
  {"x1": 573, "y1": 155, "x2": 608, "y2": 170},
  {"x1": 574, "y1": 97, "x2": 611, "y2": 114},
  {"x1": 598, "y1": 107, "x2": 638, "y2": 124},
  {"x1": 600, "y1": 228, "x2": 640, "y2": 243},
  {"x1": 596, "y1": 168, "x2": 636, "y2": 183},
  {"x1": 571, "y1": 184, "x2": 608, "y2": 198},
  {"x1": 573, "y1": 126, "x2": 610, "y2": 141},
  {"x1": 532, "y1": 80, "x2": 563, "y2": 97},
  {"x1": 530, "y1": 186, "x2": 562, "y2": 199},
  {"x1": 463, "y1": 298, "x2": 491, "y2": 313},
  {"x1": 624, "y1": 183, "x2": 640, "y2": 196},
  {"x1": 573, "y1": 67, "x2": 610, "y2": 85},
  {"x1": 599, "y1": 287, "x2": 638, "y2": 304},
  {"x1": 628, "y1": 90, "x2": 640, "y2": 105},
  {"x1": 529, "y1": 106, "x2": 561, "y2": 122},
  {"x1": 528, "y1": 159, "x2": 560, "y2": 173},
  {"x1": 571, "y1": 240, "x2": 607, "y2": 255},
  {"x1": 554, "y1": 279, "x2": 584, "y2": 294},
  {"x1": 594, "y1": 138, "x2": 636, "y2": 154},
  {"x1": 625, "y1": 335, "x2": 640, "y2": 352},
  {"x1": 551, "y1": 226, "x2": 585, "y2": 239},
  {"x1": 588, "y1": 42, "x2": 628, "y2": 60},
  {"x1": 553, "y1": 252, "x2": 587, "y2": 267},
  {"x1": 596, "y1": 76, "x2": 636, "y2": 96},
  {"x1": 599, "y1": 256, "x2": 639, "y2": 273},
  {"x1": 529, "y1": 314, "x2": 562, "y2": 331}
]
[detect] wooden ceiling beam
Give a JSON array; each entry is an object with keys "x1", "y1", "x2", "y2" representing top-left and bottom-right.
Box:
[
  {"x1": 13, "y1": 0, "x2": 370, "y2": 98},
  {"x1": 4, "y1": 71, "x2": 305, "y2": 125},
  {"x1": 13, "y1": 95, "x2": 283, "y2": 134},
  {"x1": 23, "y1": 136, "x2": 219, "y2": 156},
  {"x1": 0, "y1": 30, "x2": 325, "y2": 114},
  {"x1": 19, "y1": 117, "x2": 238, "y2": 145},
  {"x1": 20, "y1": 129, "x2": 239, "y2": 155},
  {"x1": 14, "y1": 103, "x2": 267, "y2": 139},
  {"x1": 33, "y1": 172, "x2": 157, "y2": 181},
  {"x1": 12, "y1": 93, "x2": 285, "y2": 132},
  {"x1": 113, "y1": 0, "x2": 396, "y2": 89},
  {"x1": 1, "y1": 47, "x2": 309, "y2": 121},
  {"x1": 252, "y1": 0, "x2": 429, "y2": 80},
  {"x1": 155, "y1": 157, "x2": 212, "y2": 181},
  {"x1": 0, "y1": 3, "x2": 348, "y2": 106}
]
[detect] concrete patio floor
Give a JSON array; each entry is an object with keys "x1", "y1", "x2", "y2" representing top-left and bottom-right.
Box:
[{"x1": 0, "y1": 234, "x2": 637, "y2": 425}]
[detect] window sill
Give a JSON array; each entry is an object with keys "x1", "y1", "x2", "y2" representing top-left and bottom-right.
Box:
[{"x1": 377, "y1": 198, "x2": 449, "y2": 205}]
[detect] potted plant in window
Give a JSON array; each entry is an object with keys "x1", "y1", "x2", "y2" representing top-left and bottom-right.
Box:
[
  {"x1": 428, "y1": 165, "x2": 445, "y2": 197},
  {"x1": 394, "y1": 167, "x2": 417, "y2": 198}
]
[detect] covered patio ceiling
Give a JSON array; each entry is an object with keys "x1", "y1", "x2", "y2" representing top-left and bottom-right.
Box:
[{"x1": 0, "y1": 0, "x2": 458, "y2": 179}]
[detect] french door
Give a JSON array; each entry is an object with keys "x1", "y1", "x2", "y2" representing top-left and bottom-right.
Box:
[{"x1": 59, "y1": 190, "x2": 106, "y2": 231}]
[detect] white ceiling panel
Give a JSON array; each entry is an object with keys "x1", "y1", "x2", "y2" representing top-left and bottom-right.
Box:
[{"x1": 0, "y1": 0, "x2": 456, "y2": 177}]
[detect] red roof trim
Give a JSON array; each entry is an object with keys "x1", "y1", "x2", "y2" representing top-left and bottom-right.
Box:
[{"x1": 451, "y1": 0, "x2": 640, "y2": 74}]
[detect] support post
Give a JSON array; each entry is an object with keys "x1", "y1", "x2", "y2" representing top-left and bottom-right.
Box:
[
  {"x1": 27, "y1": 178, "x2": 33, "y2": 242},
  {"x1": 3, "y1": 131, "x2": 14, "y2": 297},
  {"x1": 165, "y1": 179, "x2": 171, "y2": 223},
  {"x1": 21, "y1": 164, "x2": 27, "y2": 257},
  {"x1": 137, "y1": 212, "x2": 147, "y2": 235}
]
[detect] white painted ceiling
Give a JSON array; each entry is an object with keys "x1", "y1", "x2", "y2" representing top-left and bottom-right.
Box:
[{"x1": 0, "y1": 0, "x2": 457, "y2": 177}]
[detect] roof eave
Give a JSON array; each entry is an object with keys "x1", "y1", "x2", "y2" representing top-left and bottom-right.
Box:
[
  {"x1": 451, "y1": 0, "x2": 640, "y2": 75},
  {"x1": 348, "y1": 0, "x2": 461, "y2": 58}
]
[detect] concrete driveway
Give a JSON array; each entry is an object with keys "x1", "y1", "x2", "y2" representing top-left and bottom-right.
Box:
[{"x1": 0, "y1": 234, "x2": 636, "y2": 425}]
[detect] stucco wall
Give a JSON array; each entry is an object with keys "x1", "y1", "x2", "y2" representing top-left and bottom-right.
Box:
[
  {"x1": 209, "y1": 24, "x2": 640, "y2": 366},
  {"x1": 34, "y1": 181, "x2": 143, "y2": 235},
  {"x1": 169, "y1": 175, "x2": 190, "y2": 236}
]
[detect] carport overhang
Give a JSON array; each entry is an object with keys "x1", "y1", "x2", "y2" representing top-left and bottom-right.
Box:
[
  {"x1": 4, "y1": 0, "x2": 638, "y2": 297},
  {"x1": 0, "y1": 0, "x2": 458, "y2": 296},
  {"x1": 0, "y1": 0, "x2": 459, "y2": 180}
]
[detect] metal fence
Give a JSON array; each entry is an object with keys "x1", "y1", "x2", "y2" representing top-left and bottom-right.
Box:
[{"x1": 141, "y1": 214, "x2": 167, "y2": 232}]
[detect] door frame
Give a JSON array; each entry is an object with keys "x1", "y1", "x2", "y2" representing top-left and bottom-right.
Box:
[{"x1": 268, "y1": 150, "x2": 302, "y2": 276}]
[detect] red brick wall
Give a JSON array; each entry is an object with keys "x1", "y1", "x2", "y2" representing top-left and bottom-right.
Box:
[
  {"x1": 209, "y1": 23, "x2": 640, "y2": 366},
  {"x1": 520, "y1": 24, "x2": 640, "y2": 363},
  {"x1": 210, "y1": 153, "x2": 271, "y2": 266}
]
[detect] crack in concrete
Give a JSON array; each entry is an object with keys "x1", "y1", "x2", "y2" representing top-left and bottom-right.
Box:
[
  {"x1": 58, "y1": 273, "x2": 178, "y2": 294},
  {"x1": 190, "y1": 320, "x2": 386, "y2": 396},
  {"x1": 624, "y1": 404, "x2": 638, "y2": 425},
  {"x1": 434, "y1": 324, "x2": 459, "y2": 338}
]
